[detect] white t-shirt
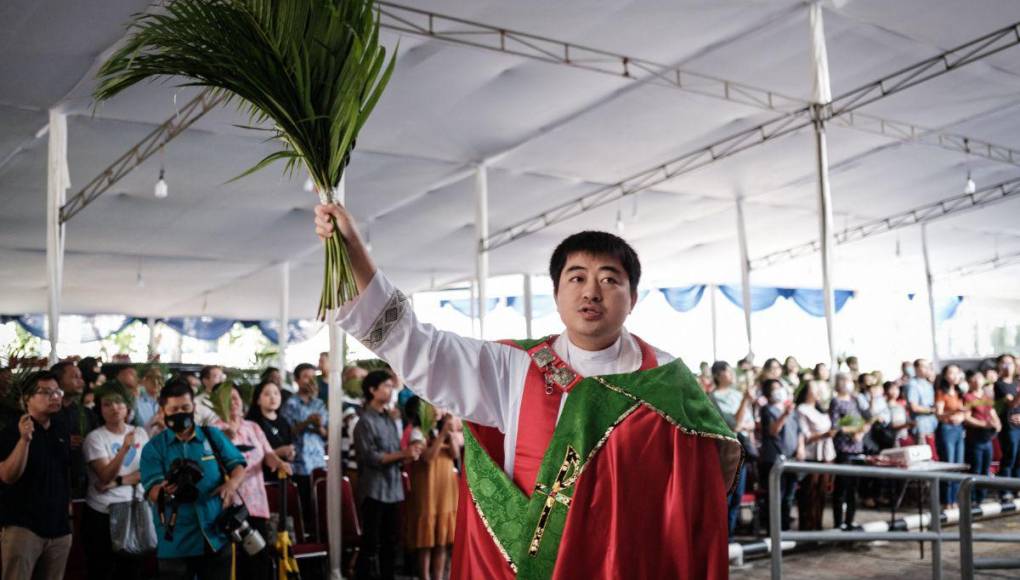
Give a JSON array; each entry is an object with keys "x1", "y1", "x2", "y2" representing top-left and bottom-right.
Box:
[{"x1": 83, "y1": 425, "x2": 150, "y2": 514}]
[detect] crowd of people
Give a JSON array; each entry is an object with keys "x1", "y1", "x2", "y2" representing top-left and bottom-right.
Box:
[
  {"x1": 0, "y1": 350, "x2": 1017, "y2": 579},
  {"x1": 701, "y1": 353, "x2": 1019, "y2": 537},
  {"x1": 0, "y1": 352, "x2": 464, "y2": 580}
]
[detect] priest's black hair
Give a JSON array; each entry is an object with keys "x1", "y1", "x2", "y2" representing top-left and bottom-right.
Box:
[{"x1": 549, "y1": 231, "x2": 641, "y2": 297}]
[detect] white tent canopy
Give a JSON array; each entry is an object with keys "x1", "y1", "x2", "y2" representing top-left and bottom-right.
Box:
[{"x1": 3, "y1": 0, "x2": 1020, "y2": 323}]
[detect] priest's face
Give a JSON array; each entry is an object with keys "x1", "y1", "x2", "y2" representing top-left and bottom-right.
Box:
[{"x1": 555, "y1": 252, "x2": 637, "y2": 351}]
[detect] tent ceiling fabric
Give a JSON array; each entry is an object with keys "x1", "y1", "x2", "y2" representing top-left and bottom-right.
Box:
[{"x1": 2, "y1": 0, "x2": 1020, "y2": 320}]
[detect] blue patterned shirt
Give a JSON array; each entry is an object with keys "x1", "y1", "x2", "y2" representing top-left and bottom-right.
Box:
[{"x1": 281, "y1": 394, "x2": 328, "y2": 475}]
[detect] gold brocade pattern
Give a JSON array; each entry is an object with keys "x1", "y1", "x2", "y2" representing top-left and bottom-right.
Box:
[{"x1": 528, "y1": 446, "x2": 581, "y2": 556}]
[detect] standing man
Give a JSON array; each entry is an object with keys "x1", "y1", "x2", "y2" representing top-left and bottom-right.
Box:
[
  {"x1": 139, "y1": 378, "x2": 246, "y2": 579},
  {"x1": 353, "y1": 369, "x2": 422, "y2": 579},
  {"x1": 51, "y1": 360, "x2": 99, "y2": 498},
  {"x1": 281, "y1": 362, "x2": 328, "y2": 531},
  {"x1": 907, "y1": 359, "x2": 938, "y2": 458},
  {"x1": 315, "y1": 204, "x2": 740, "y2": 579},
  {"x1": 0, "y1": 372, "x2": 73, "y2": 580}
]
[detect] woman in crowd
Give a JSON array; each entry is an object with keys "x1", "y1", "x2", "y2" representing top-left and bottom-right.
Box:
[
  {"x1": 402, "y1": 396, "x2": 460, "y2": 580},
  {"x1": 881, "y1": 381, "x2": 913, "y2": 447},
  {"x1": 82, "y1": 383, "x2": 150, "y2": 580},
  {"x1": 759, "y1": 378, "x2": 804, "y2": 531},
  {"x1": 830, "y1": 373, "x2": 865, "y2": 530},
  {"x1": 216, "y1": 385, "x2": 293, "y2": 580},
  {"x1": 963, "y1": 369, "x2": 1000, "y2": 503},
  {"x1": 935, "y1": 364, "x2": 968, "y2": 508},
  {"x1": 782, "y1": 357, "x2": 801, "y2": 389},
  {"x1": 247, "y1": 379, "x2": 296, "y2": 480},
  {"x1": 795, "y1": 380, "x2": 836, "y2": 530}
]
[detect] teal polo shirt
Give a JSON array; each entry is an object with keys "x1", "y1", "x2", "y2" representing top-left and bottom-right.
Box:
[{"x1": 140, "y1": 425, "x2": 246, "y2": 558}]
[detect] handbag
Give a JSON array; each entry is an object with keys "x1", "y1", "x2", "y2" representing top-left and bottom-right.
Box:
[{"x1": 109, "y1": 485, "x2": 158, "y2": 554}]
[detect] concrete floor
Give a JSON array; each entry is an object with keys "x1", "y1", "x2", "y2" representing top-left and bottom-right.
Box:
[{"x1": 731, "y1": 515, "x2": 1020, "y2": 579}]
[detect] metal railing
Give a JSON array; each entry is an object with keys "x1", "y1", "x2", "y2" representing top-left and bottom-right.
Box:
[
  {"x1": 768, "y1": 459, "x2": 1020, "y2": 580},
  {"x1": 959, "y1": 477, "x2": 1020, "y2": 579}
]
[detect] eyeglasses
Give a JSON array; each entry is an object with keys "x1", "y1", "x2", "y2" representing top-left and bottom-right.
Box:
[{"x1": 34, "y1": 388, "x2": 64, "y2": 399}]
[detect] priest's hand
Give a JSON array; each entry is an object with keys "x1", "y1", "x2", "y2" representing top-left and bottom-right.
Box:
[{"x1": 315, "y1": 203, "x2": 358, "y2": 243}]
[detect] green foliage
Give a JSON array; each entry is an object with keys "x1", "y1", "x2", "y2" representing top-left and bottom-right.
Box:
[
  {"x1": 94, "y1": 0, "x2": 396, "y2": 317},
  {"x1": 206, "y1": 381, "x2": 235, "y2": 423}
]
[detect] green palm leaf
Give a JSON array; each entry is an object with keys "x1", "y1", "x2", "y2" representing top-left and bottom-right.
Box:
[{"x1": 94, "y1": 0, "x2": 397, "y2": 316}]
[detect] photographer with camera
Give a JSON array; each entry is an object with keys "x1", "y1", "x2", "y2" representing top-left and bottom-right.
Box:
[{"x1": 139, "y1": 378, "x2": 247, "y2": 580}]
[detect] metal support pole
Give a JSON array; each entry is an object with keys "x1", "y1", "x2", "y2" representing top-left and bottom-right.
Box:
[
  {"x1": 523, "y1": 273, "x2": 534, "y2": 339},
  {"x1": 922, "y1": 224, "x2": 940, "y2": 367},
  {"x1": 476, "y1": 165, "x2": 490, "y2": 340},
  {"x1": 325, "y1": 176, "x2": 346, "y2": 580},
  {"x1": 929, "y1": 478, "x2": 943, "y2": 580},
  {"x1": 735, "y1": 197, "x2": 753, "y2": 360},
  {"x1": 814, "y1": 108, "x2": 839, "y2": 377},
  {"x1": 960, "y1": 478, "x2": 975, "y2": 580},
  {"x1": 710, "y1": 284, "x2": 719, "y2": 362},
  {"x1": 279, "y1": 261, "x2": 290, "y2": 374},
  {"x1": 46, "y1": 109, "x2": 69, "y2": 364},
  {"x1": 769, "y1": 459, "x2": 785, "y2": 580}
]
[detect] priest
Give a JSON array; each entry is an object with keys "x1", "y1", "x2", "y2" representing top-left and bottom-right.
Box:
[{"x1": 315, "y1": 204, "x2": 741, "y2": 579}]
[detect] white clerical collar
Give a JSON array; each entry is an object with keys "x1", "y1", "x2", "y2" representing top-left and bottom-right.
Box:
[{"x1": 560, "y1": 329, "x2": 629, "y2": 365}]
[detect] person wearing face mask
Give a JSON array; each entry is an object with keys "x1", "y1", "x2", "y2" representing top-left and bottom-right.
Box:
[
  {"x1": 795, "y1": 380, "x2": 836, "y2": 531},
  {"x1": 759, "y1": 378, "x2": 804, "y2": 531},
  {"x1": 139, "y1": 378, "x2": 246, "y2": 580},
  {"x1": 830, "y1": 373, "x2": 865, "y2": 530}
]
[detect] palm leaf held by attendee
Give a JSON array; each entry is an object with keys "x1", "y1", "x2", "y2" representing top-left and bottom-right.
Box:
[{"x1": 94, "y1": 0, "x2": 396, "y2": 318}]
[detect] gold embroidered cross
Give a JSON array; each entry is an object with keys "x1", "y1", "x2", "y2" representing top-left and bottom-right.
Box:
[{"x1": 528, "y1": 445, "x2": 581, "y2": 556}]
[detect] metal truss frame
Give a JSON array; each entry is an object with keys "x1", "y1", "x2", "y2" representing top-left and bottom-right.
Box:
[
  {"x1": 59, "y1": 89, "x2": 225, "y2": 223},
  {"x1": 750, "y1": 176, "x2": 1020, "y2": 270},
  {"x1": 936, "y1": 249, "x2": 1020, "y2": 280},
  {"x1": 483, "y1": 20, "x2": 1020, "y2": 251}
]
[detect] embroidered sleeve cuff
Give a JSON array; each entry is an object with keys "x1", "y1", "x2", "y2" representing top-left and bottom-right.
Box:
[
  {"x1": 336, "y1": 270, "x2": 409, "y2": 352},
  {"x1": 336, "y1": 270, "x2": 391, "y2": 337}
]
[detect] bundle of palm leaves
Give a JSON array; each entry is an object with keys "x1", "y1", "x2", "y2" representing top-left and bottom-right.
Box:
[{"x1": 95, "y1": 0, "x2": 395, "y2": 317}]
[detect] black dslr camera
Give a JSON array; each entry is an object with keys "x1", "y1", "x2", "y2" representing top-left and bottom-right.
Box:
[
  {"x1": 218, "y1": 504, "x2": 266, "y2": 555},
  {"x1": 166, "y1": 458, "x2": 204, "y2": 503},
  {"x1": 158, "y1": 458, "x2": 204, "y2": 541}
]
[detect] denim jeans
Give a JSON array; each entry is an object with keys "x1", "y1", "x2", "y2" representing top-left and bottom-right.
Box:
[
  {"x1": 999, "y1": 424, "x2": 1020, "y2": 480},
  {"x1": 726, "y1": 463, "x2": 747, "y2": 539},
  {"x1": 936, "y1": 423, "x2": 965, "y2": 504},
  {"x1": 966, "y1": 438, "x2": 994, "y2": 503}
]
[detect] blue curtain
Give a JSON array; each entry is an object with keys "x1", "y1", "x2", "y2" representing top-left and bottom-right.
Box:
[
  {"x1": 718, "y1": 286, "x2": 855, "y2": 316},
  {"x1": 507, "y1": 296, "x2": 557, "y2": 319},
  {"x1": 936, "y1": 296, "x2": 963, "y2": 322},
  {"x1": 161, "y1": 317, "x2": 239, "y2": 341},
  {"x1": 253, "y1": 320, "x2": 322, "y2": 344},
  {"x1": 719, "y1": 286, "x2": 784, "y2": 311},
  {"x1": 906, "y1": 294, "x2": 965, "y2": 322},
  {"x1": 0, "y1": 314, "x2": 138, "y2": 341},
  {"x1": 659, "y1": 285, "x2": 706, "y2": 313},
  {"x1": 786, "y1": 289, "x2": 855, "y2": 317},
  {"x1": 440, "y1": 298, "x2": 500, "y2": 317}
]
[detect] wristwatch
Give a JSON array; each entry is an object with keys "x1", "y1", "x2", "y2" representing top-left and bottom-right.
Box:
[{"x1": 115, "y1": 476, "x2": 123, "y2": 487}]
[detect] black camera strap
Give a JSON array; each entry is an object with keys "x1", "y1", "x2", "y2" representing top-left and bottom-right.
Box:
[{"x1": 201, "y1": 425, "x2": 251, "y2": 512}]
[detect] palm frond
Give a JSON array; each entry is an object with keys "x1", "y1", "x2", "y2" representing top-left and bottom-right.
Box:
[{"x1": 95, "y1": 0, "x2": 396, "y2": 314}]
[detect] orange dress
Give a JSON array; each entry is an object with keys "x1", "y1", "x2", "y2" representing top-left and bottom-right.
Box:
[{"x1": 404, "y1": 438, "x2": 459, "y2": 550}]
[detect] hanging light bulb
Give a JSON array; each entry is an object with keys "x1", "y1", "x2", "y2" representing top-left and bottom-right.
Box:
[
  {"x1": 364, "y1": 221, "x2": 373, "y2": 252},
  {"x1": 136, "y1": 271, "x2": 145, "y2": 288},
  {"x1": 303, "y1": 176, "x2": 315, "y2": 193},
  {"x1": 964, "y1": 172, "x2": 976, "y2": 194},
  {"x1": 154, "y1": 168, "x2": 168, "y2": 198},
  {"x1": 616, "y1": 209, "x2": 625, "y2": 234}
]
